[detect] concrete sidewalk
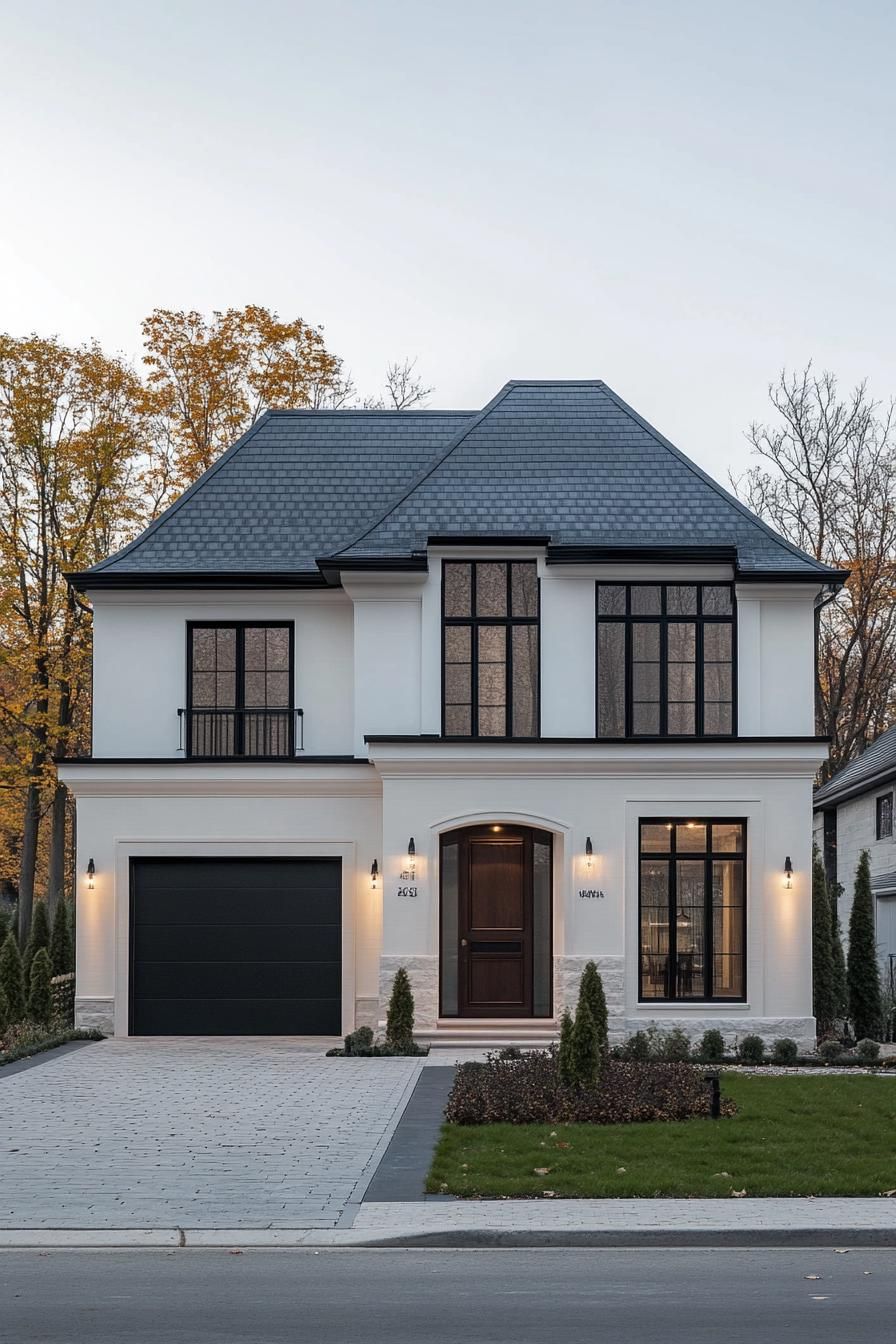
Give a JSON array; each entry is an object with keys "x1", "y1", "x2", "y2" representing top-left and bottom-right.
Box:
[{"x1": 2, "y1": 1198, "x2": 896, "y2": 1248}]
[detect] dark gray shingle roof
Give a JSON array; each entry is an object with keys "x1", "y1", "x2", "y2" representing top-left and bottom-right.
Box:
[
  {"x1": 85, "y1": 380, "x2": 843, "y2": 581},
  {"x1": 814, "y1": 725, "x2": 896, "y2": 808},
  {"x1": 89, "y1": 410, "x2": 475, "y2": 574}
]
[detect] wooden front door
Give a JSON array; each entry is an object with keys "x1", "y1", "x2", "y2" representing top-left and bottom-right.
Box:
[{"x1": 458, "y1": 826, "x2": 533, "y2": 1016}]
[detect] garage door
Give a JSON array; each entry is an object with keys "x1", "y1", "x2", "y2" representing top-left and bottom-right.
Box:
[{"x1": 130, "y1": 858, "x2": 341, "y2": 1035}]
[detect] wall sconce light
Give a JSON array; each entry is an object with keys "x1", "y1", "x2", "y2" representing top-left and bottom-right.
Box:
[
  {"x1": 87, "y1": 857, "x2": 95, "y2": 890},
  {"x1": 784, "y1": 855, "x2": 793, "y2": 889},
  {"x1": 407, "y1": 837, "x2": 416, "y2": 879},
  {"x1": 585, "y1": 836, "x2": 593, "y2": 869},
  {"x1": 370, "y1": 859, "x2": 379, "y2": 890}
]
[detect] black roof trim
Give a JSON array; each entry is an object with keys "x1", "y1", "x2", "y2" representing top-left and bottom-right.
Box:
[
  {"x1": 316, "y1": 555, "x2": 429, "y2": 583},
  {"x1": 429, "y1": 534, "x2": 552, "y2": 548},
  {"x1": 546, "y1": 544, "x2": 737, "y2": 566},
  {"x1": 814, "y1": 764, "x2": 896, "y2": 811},
  {"x1": 365, "y1": 734, "x2": 830, "y2": 746},
  {"x1": 67, "y1": 570, "x2": 329, "y2": 592},
  {"x1": 55, "y1": 754, "x2": 371, "y2": 766},
  {"x1": 735, "y1": 569, "x2": 847, "y2": 584}
]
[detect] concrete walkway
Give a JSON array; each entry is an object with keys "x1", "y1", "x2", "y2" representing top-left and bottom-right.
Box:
[{"x1": 0, "y1": 1039, "x2": 422, "y2": 1230}]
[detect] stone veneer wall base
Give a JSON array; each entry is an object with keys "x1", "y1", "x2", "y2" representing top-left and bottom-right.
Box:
[
  {"x1": 75, "y1": 997, "x2": 115, "y2": 1034},
  {"x1": 624, "y1": 1016, "x2": 817, "y2": 1055},
  {"x1": 555, "y1": 955, "x2": 625, "y2": 1043},
  {"x1": 379, "y1": 955, "x2": 439, "y2": 1032}
]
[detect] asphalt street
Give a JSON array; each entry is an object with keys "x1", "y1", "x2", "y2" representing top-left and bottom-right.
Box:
[{"x1": 2, "y1": 1247, "x2": 894, "y2": 1343}]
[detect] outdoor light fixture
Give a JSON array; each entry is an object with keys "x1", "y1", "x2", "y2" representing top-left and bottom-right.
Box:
[
  {"x1": 370, "y1": 859, "x2": 379, "y2": 890},
  {"x1": 406, "y1": 837, "x2": 416, "y2": 879},
  {"x1": 585, "y1": 836, "x2": 594, "y2": 869},
  {"x1": 784, "y1": 856, "x2": 793, "y2": 889},
  {"x1": 86, "y1": 857, "x2": 95, "y2": 890}
]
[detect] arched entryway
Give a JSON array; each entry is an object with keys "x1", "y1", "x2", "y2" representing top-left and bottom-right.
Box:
[{"x1": 439, "y1": 824, "x2": 552, "y2": 1018}]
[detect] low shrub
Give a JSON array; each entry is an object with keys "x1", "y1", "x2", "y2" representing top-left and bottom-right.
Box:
[
  {"x1": 771, "y1": 1037, "x2": 798, "y2": 1065},
  {"x1": 0, "y1": 1020, "x2": 104, "y2": 1066},
  {"x1": 695, "y1": 1028, "x2": 725, "y2": 1063},
  {"x1": 738, "y1": 1034, "x2": 766, "y2": 1064},
  {"x1": 444, "y1": 1048, "x2": 735, "y2": 1126},
  {"x1": 855, "y1": 1037, "x2": 881, "y2": 1063},
  {"x1": 658, "y1": 1027, "x2": 692, "y2": 1062},
  {"x1": 619, "y1": 1030, "x2": 651, "y2": 1062},
  {"x1": 343, "y1": 1025, "x2": 374, "y2": 1055},
  {"x1": 819, "y1": 1039, "x2": 843, "y2": 1063}
]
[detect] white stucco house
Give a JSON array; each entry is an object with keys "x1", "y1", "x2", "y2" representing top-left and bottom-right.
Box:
[
  {"x1": 59, "y1": 380, "x2": 845, "y2": 1050},
  {"x1": 814, "y1": 727, "x2": 896, "y2": 991}
]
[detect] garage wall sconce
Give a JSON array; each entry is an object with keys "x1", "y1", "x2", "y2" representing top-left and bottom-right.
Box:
[
  {"x1": 585, "y1": 836, "x2": 594, "y2": 869},
  {"x1": 784, "y1": 855, "x2": 793, "y2": 889},
  {"x1": 407, "y1": 838, "x2": 416, "y2": 880},
  {"x1": 370, "y1": 859, "x2": 379, "y2": 890},
  {"x1": 86, "y1": 857, "x2": 95, "y2": 890}
]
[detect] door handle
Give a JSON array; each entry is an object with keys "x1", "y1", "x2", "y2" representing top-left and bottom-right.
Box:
[{"x1": 460, "y1": 938, "x2": 468, "y2": 947}]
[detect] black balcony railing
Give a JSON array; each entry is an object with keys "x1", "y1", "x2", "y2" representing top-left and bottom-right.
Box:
[{"x1": 178, "y1": 707, "x2": 304, "y2": 758}]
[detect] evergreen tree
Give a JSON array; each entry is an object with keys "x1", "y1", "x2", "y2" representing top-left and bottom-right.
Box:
[
  {"x1": 0, "y1": 905, "x2": 9, "y2": 948},
  {"x1": 0, "y1": 931, "x2": 26, "y2": 1024},
  {"x1": 27, "y1": 948, "x2": 53, "y2": 1024},
  {"x1": 49, "y1": 899, "x2": 74, "y2": 977},
  {"x1": 847, "y1": 851, "x2": 883, "y2": 1041},
  {"x1": 23, "y1": 900, "x2": 51, "y2": 986},
  {"x1": 0, "y1": 983, "x2": 8, "y2": 1035},
  {"x1": 829, "y1": 880, "x2": 848, "y2": 1019},
  {"x1": 557, "y1": 1007, "x2": 575, "y2": 1085},
  {"x1": 570, "y1": 997, "x2": 599, "y2": 1086},
  {"x1": 812, "y1": 849, "x2": 836, "y2": 1034},
  {"x1": 385, "y1": 967, "x2": 415, "y2": 1048},
  {"x1": 577, "y1": 960, "x2": 609, "y2": 1057}
]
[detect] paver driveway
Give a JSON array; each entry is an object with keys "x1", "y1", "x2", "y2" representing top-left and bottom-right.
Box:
[{"x1": 0, "y1": 1039, "x2": 422, "y2": 1230}]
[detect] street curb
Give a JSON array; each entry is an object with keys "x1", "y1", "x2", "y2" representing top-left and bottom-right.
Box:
[{"x1": 3, "y1": 1225, "x2": 896, "y2": 1249}]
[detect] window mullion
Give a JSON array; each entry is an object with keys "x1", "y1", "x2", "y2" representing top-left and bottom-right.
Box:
[{"x1": 669, "y1": 836, "x2": 678, "y2": 1001}]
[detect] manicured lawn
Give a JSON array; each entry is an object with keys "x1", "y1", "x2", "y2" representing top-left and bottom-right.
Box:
[{"x1": 427, "y1": 1075, "x2": 896, "y2": 1198}]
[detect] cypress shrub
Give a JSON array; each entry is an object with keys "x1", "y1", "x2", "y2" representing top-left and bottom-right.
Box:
[
  {"x1": 811, "y1": 849, "x2": 836, "y2": 1034},
  {"x1": 50, "y1": 900, "x2": 74, "y2": 977},
  {"x1": 697, "y1": 1028, "x2": 725, "y2": 1063},
  {"x1": 0, "y1": 931, "x2": 26, "y2": 1024},
  {"x1": 577, "y1": 960, "x2": 609, "y2": 1057},
  {"x1": 847, "y1": 851, "x2": 883, "y2": 1041},
  {"x1": 27, "y1": 948, "x2": 53, "y2": 1024},
  {"x1": 557, "y1": 1007, "x2": 574, "y2": 1085},
  {"x1": 23, "y1": 900, "x2": 51, "y2": 986},
  {"x1": 385, "y1": 967, "x2": 415, "y2": 1048},
  {"x1": 0, "y1": 983, "x2": 8, "y2": 1035},
  {"x1": 829, "y1": 880, "x2": 848, "y2": 1019},
  {"x1": 570, "y1": 997, "x2": 599, "y2": 1086}
]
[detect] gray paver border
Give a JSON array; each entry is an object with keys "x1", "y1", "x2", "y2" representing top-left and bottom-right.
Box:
[
  {"x1": 0, "y1": 1039, "x2": 101, "y2": 1080},
  {"x1": 362, "y1": 1066, "x2": 456, "y2": 1203},
  {"x1": 335, "y1": 1060, "x2": 426, "y2": 1227}
]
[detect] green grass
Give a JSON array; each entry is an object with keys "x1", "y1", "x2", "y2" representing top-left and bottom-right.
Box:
[{"x1": 427, "y1": 1075, "x2": 896, "y2": 1198}]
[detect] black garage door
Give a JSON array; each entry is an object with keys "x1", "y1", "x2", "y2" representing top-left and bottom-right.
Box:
[{"x1": 130, "y1": 858, "x2": 341, "y2": 1035}]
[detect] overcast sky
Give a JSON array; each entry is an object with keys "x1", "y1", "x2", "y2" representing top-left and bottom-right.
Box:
[{"x1": 2, "y1": 0, "x2": 894, "y2": 478}]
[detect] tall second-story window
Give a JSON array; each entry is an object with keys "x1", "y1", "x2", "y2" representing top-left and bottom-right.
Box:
[
  {"x1": 442, "y1": 561, "x2": 539, "y2": 738},
  {"x1": 596, "y1": 583, "x2": 735, "y2": 738},
  {"x1": 187, "y1": 623, "x2": 294, "y2": 757}
]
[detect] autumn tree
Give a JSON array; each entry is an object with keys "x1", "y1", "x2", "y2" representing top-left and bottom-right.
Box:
[
  {"x1": 0, "y1": 334, "x2": 147, "y2": 939},
  {"x1": 735, "y1": 366, "x2": 896, "y2": 779}
]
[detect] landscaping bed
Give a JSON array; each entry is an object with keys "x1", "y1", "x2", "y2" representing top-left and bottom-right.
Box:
[
  {"x1": 1, "y1": 1022, "x2": 104, "y2": 1069},
  {"x1": 428, "y1": 1074, "x2": 896, "y2": 1198}
]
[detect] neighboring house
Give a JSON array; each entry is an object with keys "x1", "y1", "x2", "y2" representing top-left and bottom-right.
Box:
[
  {"x1": 59, "y1": 380, "x2": 845, "y2": 1050},
  {"x1": 814, "y1": 727, "x2": 896, "y2": 990}
]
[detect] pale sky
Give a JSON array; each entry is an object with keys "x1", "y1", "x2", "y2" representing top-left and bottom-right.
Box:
[{"x1": 2, "y1": 0, "x2": 895, "y2": 479}]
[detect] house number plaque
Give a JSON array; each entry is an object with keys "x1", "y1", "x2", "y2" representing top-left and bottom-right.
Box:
[
  {"x1": 398, "y1": 867, "x2": 418, "y2": 897},
  {"x1": 578, "y1": 888, "x2": 606, "y2": 899}
]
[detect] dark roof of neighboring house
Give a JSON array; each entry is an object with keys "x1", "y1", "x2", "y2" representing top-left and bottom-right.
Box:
[
  {"x1": 814, "y1": 724, "x2": 896, "y2": 809},
  {"x1": 73, "y1": 381, "x2": 846, "y2": 587}
]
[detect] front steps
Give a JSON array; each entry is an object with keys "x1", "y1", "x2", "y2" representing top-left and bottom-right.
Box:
[{"x1": 419, "y1": 1018, "x2": 560, "y2": 1051}]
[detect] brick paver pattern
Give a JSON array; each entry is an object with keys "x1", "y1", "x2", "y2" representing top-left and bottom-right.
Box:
[{"x1": 1, "y1": 1040, "x2": 421, "y2": 1230}]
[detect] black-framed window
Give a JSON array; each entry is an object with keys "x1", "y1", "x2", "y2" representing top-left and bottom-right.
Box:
[
  {"x1": 596, "y1": 583, "x2": 735, "y2": 738},
  {"x1": 639, "y1": 818, "x2": 746, "y2": 1002},
  {"x1": 187, "y1": 623, "x2": 294, "y2": 757},
  {"x1": 442, "y1": 561, "x2": 539, "y2": 738},
  {"x1": 877, "y1": 793, "x2": 893, "y2": 840}
]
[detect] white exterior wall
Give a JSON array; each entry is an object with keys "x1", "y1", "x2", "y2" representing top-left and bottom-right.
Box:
[
  {"x1": 92, "y1": 590, "x2": 354, "y2": 758},
  {"x1": 68, "y1": 561, "x2": 826, "y2": 1046}
]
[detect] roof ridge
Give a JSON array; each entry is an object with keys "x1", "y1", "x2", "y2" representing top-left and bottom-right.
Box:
[
  {"x1": 598, "y1": 384, "x2": 834, "y2": 576},
  {"x1": 327, "y1": 383, "x2": 517, "y2": 558},
  {"x1": 87, "y1": 412, "x2": 275, "y2": 573},
  {"x1": 264, "y1": 407, "x2": 475, "y2": 417}
]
